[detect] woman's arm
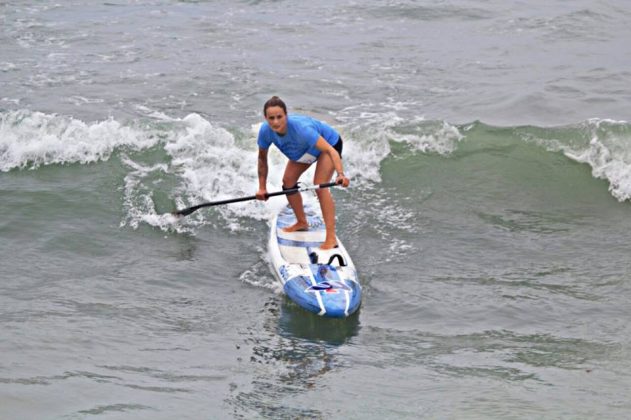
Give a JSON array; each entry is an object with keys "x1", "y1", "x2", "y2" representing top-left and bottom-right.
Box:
[
  {"x1": 256, "y1": 147, "x2": 269, "y2": 200},
  {"x1": 315, "y1": 137, "x2": 350, "y2": 187}
]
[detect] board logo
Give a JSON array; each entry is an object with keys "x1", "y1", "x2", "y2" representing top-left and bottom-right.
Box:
[
  {"x1": 279, "y1": 265, "x2": 289, "y2": 281},
  {"x1": 305, "y1": 281, "x2": 351, "y2": 294}
]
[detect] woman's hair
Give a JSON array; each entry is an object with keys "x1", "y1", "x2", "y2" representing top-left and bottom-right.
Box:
[{"x1": 263, "y1": 96, "x2": 287, "y2": 117}]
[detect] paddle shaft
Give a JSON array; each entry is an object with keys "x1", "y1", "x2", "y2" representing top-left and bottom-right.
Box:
[{"x1": 173, "y1": 181, "x2": 338, "y2": 216}]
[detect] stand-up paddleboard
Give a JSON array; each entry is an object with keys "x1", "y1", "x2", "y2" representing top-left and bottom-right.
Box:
[{"x1": 269, "y1": 202, "x2": 361, "y2": 318}]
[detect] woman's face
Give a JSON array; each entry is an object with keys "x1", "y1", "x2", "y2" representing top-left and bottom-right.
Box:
[{"x1": 265, "y1": 106, "x2": 287, "y2": 135}]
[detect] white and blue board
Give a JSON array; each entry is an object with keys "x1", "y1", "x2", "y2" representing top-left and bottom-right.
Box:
[{"x1": 269, "y1": 203, "x2": 361, "y2": 318}]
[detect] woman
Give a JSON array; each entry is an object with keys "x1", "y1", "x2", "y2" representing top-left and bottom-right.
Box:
[{"x1": 255, "y1": 96, "x2": 350, "y2": 250}]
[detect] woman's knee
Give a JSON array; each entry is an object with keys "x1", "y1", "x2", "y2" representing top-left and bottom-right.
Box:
[
  {"x1": 313, "y1": 165, "x2": 334, "y2": 185},
  {"x1": 282, "y1": 176, "x2": 297, "y2": 188},
  {"x1": 315, "y1": 188, "x2": 331, "y2": 199},
  {"x1": 283, "y1": 162, "x2": 309, "y2": 186},
  {"x1": 282, "y1": 170, "x2": 301, "y2": 187}
]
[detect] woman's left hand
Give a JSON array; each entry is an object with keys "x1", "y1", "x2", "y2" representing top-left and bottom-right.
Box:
[{"x1": 335, "y1": 173, "x2": 350, "y2": 188}]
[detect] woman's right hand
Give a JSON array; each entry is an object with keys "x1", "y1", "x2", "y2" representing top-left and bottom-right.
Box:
[{"x1": 256, "y1": 188, "x2": 268, "y2": 201}]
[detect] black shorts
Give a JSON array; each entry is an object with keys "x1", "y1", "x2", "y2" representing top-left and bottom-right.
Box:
[{"x1": 333, "y1": 136, "x2": 343, "y2": 158}]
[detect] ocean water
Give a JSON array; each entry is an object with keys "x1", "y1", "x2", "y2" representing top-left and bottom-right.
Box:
[{"x1": 2, "y1": 1, "x2": 631, "y2": 418}]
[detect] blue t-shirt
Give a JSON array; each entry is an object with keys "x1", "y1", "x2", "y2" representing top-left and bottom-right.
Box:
[{"x1": 257, "y1": 114, "x2": 340, "y2": 162}]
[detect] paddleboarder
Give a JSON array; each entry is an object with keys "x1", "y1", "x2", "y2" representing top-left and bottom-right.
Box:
[{"x1": 255, "y1": 96, "x2": 350, "y2": 250}]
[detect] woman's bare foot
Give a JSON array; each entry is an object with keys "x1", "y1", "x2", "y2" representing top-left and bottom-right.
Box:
[
  {"x1": 319, "y1": 240, "x2": 338, "y2": 250},
  {"x1": 282, "y1": 221, "x2": 309, "y2": 232}
]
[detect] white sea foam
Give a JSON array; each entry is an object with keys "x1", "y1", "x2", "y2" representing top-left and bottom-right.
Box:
[
  {"x1": 133, "y1": 105, "x2": 177, "y2": 121},
  {"x1": 163, "y1": 114, "x2": 278, "y2": 227},
  {"x1": 154, "y1": 113, "x2": 375, "y2": 228},
  {"x1": 65, "y1": 96, "x2": 105, "y2": 106},
  {"x1": 119, "y1": 155, "x2": 185, "y2": 232},
  {"x1": 0, "y1": 62, "x2": 17, "y2": 72},
  {"x1": 337, "y1": 103, "x2": 463, "y2": 164},
  {"x1": 0, "y1": 108, "x2": 454, "y2": 234},
  {"x1": 153, "y1": 108, "x2": 460, "y2": 235},
  {"x1": 0, "y1": 110, "x2": 159, "y2": 172},
  {"x1": 534, "y1": 118, "x2": 631, "y2": 202},
  {"x1": 239, "y1": 245, "x2": 283, "y2": 294},
  {"x1": 0, "y1": 109, "x2": 389, "y2": 232},
  {"x1": 392, "y1": 117, "x2": 464, "y2": 154},
  {"x1": 567, "y1": 123, "x2": 631, "y2": 202},
  {"x1": 1, "y1": 98, "x2": 21, "y2": 105}
]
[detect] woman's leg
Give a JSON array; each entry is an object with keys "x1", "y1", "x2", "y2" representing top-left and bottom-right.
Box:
[
  {"x1": 313, "y1": 153, "x2": 337, "y2": 249},
  {"x1": 282, "y1": 160, "x2": 311, "y2": 232}
]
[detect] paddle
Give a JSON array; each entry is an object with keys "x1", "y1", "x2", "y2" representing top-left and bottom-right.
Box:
[{"x1": 172, "y1": 181, "x2": 338, "y2": 217}]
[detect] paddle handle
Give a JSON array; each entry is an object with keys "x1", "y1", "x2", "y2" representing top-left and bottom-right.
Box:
[{"x1": 173, "y1": 181, "x2": 338, "y2": 217}]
